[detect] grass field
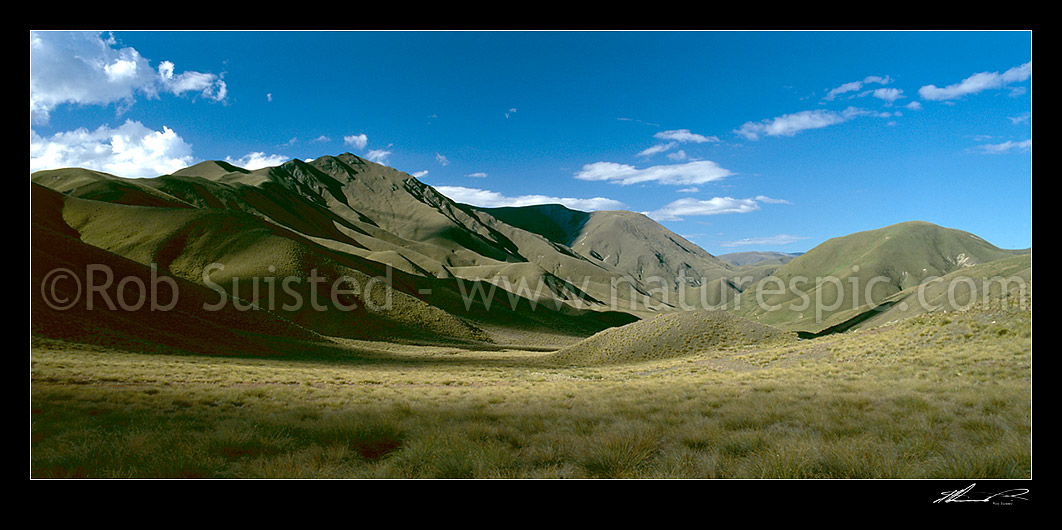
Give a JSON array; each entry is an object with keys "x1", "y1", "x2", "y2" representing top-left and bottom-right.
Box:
[{"x1": 29, "y1": 293, "x2": 1031, "y2": 479}]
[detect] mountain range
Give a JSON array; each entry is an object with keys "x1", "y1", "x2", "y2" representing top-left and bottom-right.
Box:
[{"x1": 30, "y1": 153, "x2": 1031, "y2": 357}]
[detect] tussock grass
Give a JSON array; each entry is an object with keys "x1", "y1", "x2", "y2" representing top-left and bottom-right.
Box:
[{"x1": 31, "y1": 298, "x2": 1031, "y2": 479}]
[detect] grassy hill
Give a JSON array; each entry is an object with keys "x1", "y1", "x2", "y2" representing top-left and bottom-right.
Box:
[
  {"x1": 727, "y1": 221, "x2": 1028, "y2": 333},
  {"x1": 31, "y1": 183, "x2": 325, "y2": 356},
  {"x1": 31, "y1": 156, "x2": 649, "y2": 351},
  {"x1": 550, "y1": 309, "x2": 796, "y2": 365}
]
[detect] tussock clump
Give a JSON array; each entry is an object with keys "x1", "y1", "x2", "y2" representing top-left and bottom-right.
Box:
[{"x1": 550, "y1": 309, "x2": 796, "y2": 365}]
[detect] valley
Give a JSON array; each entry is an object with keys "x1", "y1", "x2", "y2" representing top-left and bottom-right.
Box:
[{"x1": 29, "y1": 153, "x2": 1032, "y2": 479}]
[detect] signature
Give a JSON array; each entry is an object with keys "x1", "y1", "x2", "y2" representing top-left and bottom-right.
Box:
[{"x1": 934, "y1": 483, "x2": 1030, "y2": 504}]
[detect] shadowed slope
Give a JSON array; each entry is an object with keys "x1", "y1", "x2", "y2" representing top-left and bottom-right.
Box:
[
  {"x1": 32, "y1": 159, "x2": 642, "y2": 347},
  {"x1": 479, "y1": 204, "x2": 736, "y2": 309},
  {"x1": 31, "y1": 184, "x2": 323, "y2": 356}
]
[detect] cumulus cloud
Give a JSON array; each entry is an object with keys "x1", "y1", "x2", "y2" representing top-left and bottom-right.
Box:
[
  {"x1": 974, "y1": 139, "x2": 1032, "y2": 154},
  {"x1": 343, "y1": 134, "x2": 369, "y2": 150},
  {"x1": 225, "y1": 152, "x2": 289, "y2": 170},
  {"x1": 434, "y1": 185, "x2": 625, "y2": 211},
  {"x1": 918, "y1": 62, "x2": 1031, "y2": 101},
  {"x1": 872, "y1": 87, "x2": 904, "y2": 102},
  {"x1": 30, "y1": 120, "x2": 194, "y2": 178},
  {"x1": 721, "y1": 234, "x2": 809, "y2": 248},
  {"x1": 574, "y1": 160, "x2": 733, "y2": 186},
  {"x1": 30, "y1": 31, "x2": 226, "y2": 123},
  {"x1": 735, "y1": 107, "x2": 890, "y2": 140}
]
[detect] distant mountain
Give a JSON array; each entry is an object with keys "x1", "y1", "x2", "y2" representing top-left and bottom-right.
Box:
[
  {"x1": 480, "y1": 204, "x2": 735, "y2": 308},
  {"x1": 727, "y1": 220, "x2": 1029, "y2": 333},
  {"x1": 717, "y1": 251, "x2": 802, "y2": 267}
]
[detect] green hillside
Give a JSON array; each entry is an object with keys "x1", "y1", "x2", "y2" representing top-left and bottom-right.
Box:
[
  {"x1": 551, "y1": 309, "x2": 796, "y2": 365},
  {"x1": 727, "y1": 221, "x2": 1028, "y2": 332},
  {"x1": 31, "y1": 156, "x2": 649, "y2": 351}
]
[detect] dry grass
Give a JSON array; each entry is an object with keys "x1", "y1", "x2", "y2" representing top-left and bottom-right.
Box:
[{"x1": 30, "y1": 297, "x2": 1031, "y2": 479}]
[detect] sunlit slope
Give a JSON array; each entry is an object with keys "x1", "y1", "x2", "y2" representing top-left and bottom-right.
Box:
[
  {"x1": 851, "y1": 253, "x2": 1031, "y2": 332},
  {"x1": 727, "y1": 221, "x2": 1028, "y2": 332},
  {"x1": 550, "y1": 309, "x2": 796, "y2": 365}
]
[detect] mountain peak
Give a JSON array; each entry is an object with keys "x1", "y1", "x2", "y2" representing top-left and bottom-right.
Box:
[{"x1": 171, "y1": 160, "x2": 249, "y2": 179}]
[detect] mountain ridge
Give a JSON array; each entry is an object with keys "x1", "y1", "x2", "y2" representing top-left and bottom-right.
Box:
[{"x1": 31, "y1": 154, "x2": 1030, "y2": 354}]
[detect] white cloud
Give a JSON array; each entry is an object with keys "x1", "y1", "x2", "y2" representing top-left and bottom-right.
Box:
[
  {"x1": 366, "y1": 149, "x2": 392, "y2": 164},
  {"x1": 435, "y1": 153, "x2": 450, "y2": 166},
  {"x1": 824, "y1": 81, "x2": 864, "y2": 101},
  {"x1": 157, "y1": 60, "x2": 227, "y2": 100},
  {"x1": 225, "y1": 152, "x2": 289, "y2": 170},
  {"x1": 735, "y1": 106, "x2": 890, "y2": 140},
  {"x1": 344, "y1": 134, "x2": 368, "y2": 150},
  {"x1": 872, "y1": 87, "x2": 904, "y2": 102},
  {"x1": 975, "y1": 139, "x2": 1032, "y2": 154},
  {"x1": 654, "y1": 129, "x2": 720, "y2": 144},
  {"x1": 574, "y1": 160, "x2": 733, "y2": 186},
  {"x1": 30, "y1": 120, "x2": 194, "y2": 178},
  {"x1": 677, "y1": 187, "x2": 699, "y2": 193},
  {"x1": 905, "y1": 101, "x2": 923, "y2": 111},
  {"x1": 646, "y1": 197, "x2": 762, "y2": 221},
  {"x1": 636, "y1": 142, "x2": 676, "y2": 157},
  {"x1": 412, "y1": 170, "x2": 429, "y2": 178},
  {"x1": 666, "y1": 150, "x2": 688, "y2": 161},
  {"x1": 1008, "y1": 113, "x2": 1031, "y2": 125},
  {"x1": 863, "y1": 75, "x2": 893, "y2": 85},
  {"x1": 30, "y1": 31, "x2": 226, "y2": 123},
  {"x1": 434, "y1": 186, "x2": 625, "y2": 211},
  {"x1": 735, "y1": 109, "x2": 846, "y2": 140},
  {"x1": 824, "y1": 75, "x2": 893, "y2": 102},
  {"x1": 918, "y1": 62, "x2": 1031, "y2": 101},
  {"x1": 754, "y1": 195, "x2": 791, "y2": 204},
  {"x1": 639, "y1": 129, "x2": 719, "y2": 158},
  {"x1": 721, "y1": 234, "x2": 809, "y2": 248},
  {"x1": 465, "y1": 172, "x2": 488, "y2": 178}
]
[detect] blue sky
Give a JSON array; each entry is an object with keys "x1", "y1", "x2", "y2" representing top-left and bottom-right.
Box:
[{"x1": 30, "y1": 30, "x2": 1032, "y2": 255}]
